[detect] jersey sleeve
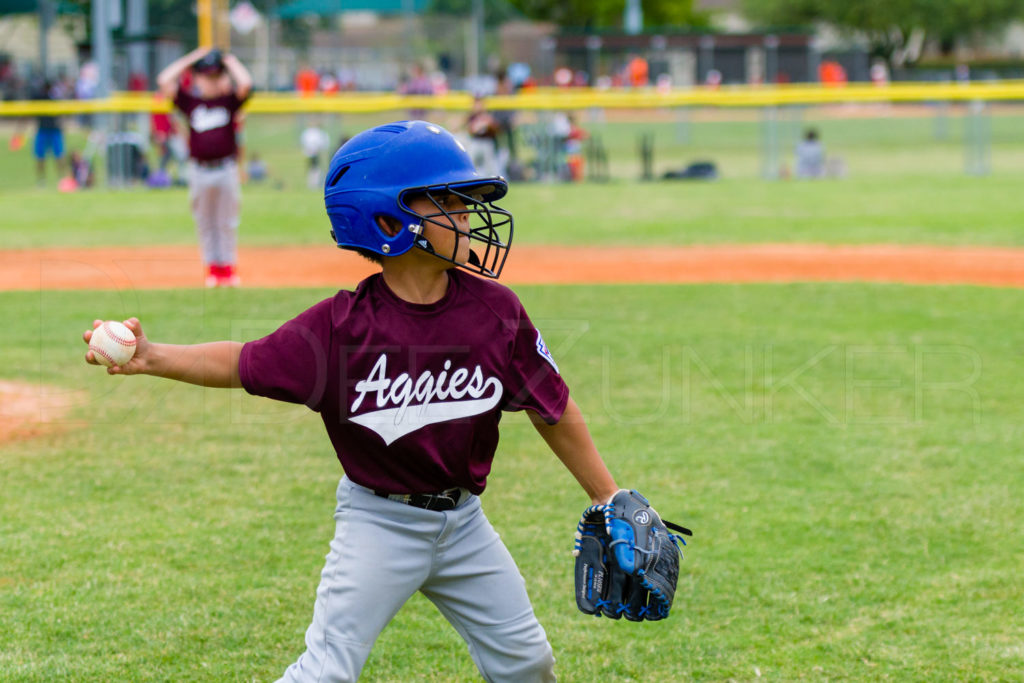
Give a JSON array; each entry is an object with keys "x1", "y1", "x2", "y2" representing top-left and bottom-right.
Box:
[
  {"x1": 172, "y1": 88, "x2": 196, "y2": 114},
  {"x1": 221, "y1": 91, "x2": 248, "y2": 113},
  {"x1": 500, "y1": 302, "x2": 569, "y2": 424},
  {"x1": 238, "y1": 298, "x2": 334, "y2": 410}
]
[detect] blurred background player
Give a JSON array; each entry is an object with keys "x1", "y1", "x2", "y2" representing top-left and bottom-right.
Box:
[
  {"x1": 795, "y1": 128, "x2": 825, "y2": 179},
  {"x1": 31, "y1": 79, "x2": 67, "y2": 186},
  {"x1": 299, "y1": 118, "x2": 331, "y2": 189},
  {"x1": 465, "y1": 95, "x2": 501, "y2": 177},
  {"x1": 157, "y1": 47, "x2": 253, "y2": 287},
  {"x1": 492, "y1": 69, "x2": 519, "y2": 178},
  {"x1": 150, "y1": 92, "x2": 186, "y2": 186},
  {"x1": 399, "y1": 62, "x2": 435, "y2": 120},
  {"x1": 246, "y1": 152, "x2": 268, "y2": 183}
]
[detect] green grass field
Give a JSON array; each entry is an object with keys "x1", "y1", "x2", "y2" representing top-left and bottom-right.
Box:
[
  {"x1": 5, "y1": 108, "x2": 1024, "y2": 248},
  {"x1": 2, "y1": 285, "x2": 1022, "y2": 681},
  {"x1": 4, "y1": 172, "x2": 1024, "y2": 249},
  {"x1": 1, "y1": 111, "x2": 1023, "y2": 681}
]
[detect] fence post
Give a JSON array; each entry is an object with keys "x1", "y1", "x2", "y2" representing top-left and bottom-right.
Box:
[
  {"x1": 933, "y1": 100, "x2": 950, "y2": 141},
  {"x1": 761, "y1": 106, "x2": 780, "y2": 180},
  {"x1": 964, "y1": 99, "x2": 990, "y2": 176},
  {"x1": 675, "y1": 106, "x2": 690, "y2": 144}
]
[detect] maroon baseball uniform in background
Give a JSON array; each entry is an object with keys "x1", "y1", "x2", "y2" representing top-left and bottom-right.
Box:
[
  {"x1": 239, "y1": 269, "x2": 568, "y2": 494},
  {"x1": 174, "y1": 88, "x2": 250, "y2": 283},
  {"x1": 173, "y1": 90, "x2": 247, "y2": 161}
]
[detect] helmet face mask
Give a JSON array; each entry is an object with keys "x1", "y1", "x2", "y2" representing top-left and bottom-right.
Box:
[
  {"x1": 400, "y1": 185, "x2": 512, "y2": 279},
  {"x1": 324, "y1": 120, "x2": 514, "y2": 279}
]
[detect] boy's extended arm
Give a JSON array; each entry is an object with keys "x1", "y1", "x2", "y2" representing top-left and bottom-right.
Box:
[
  {"x1": 139, "y1": 340, "x2": 242, "y2": 387},
  {"x1": 84, "y1": 318, "x2": 242, "y2": 388},
  {"x1": 529, "y1": 397, "x2": 618, "y2": 505}
]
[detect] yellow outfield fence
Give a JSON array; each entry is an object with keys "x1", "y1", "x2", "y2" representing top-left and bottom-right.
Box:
[{"x1": 4, "y1": 81, "x2": 1024, "y2": 117}]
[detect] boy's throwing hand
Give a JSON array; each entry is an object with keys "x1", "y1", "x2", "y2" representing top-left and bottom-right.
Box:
[{"x1": 84, "y1": 318, "x2": 149, "y2": 375}]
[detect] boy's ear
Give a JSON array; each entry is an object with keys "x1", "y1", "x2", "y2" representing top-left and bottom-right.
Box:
[{"x1": 375, "y1": 215, "x2": 402, "y2": 237}]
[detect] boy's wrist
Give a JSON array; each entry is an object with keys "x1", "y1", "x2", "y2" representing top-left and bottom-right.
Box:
[
  {"x1": 141, "y1": 341, "x2": 179, "y2": 379},
  {"x1": 132, "y1": 342, "x2": 157, "y2": 376},
  {"x1": 591, "y1": 486, "x2": 620, "y2": 506}
]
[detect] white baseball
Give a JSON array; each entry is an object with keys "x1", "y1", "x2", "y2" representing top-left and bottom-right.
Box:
[{"x1": 89, "y1": 320, "x2": 137, "y2": 368}]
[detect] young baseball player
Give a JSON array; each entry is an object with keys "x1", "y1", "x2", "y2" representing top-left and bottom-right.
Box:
[
  {"x1": 84, "y1": 120, "x2": 622, "y2": 682},
  {"x1": 157, "y1": 47, "x2": 252, "y2": 287},
  {"x1": 29, "y1": 78, "x2": 67, "y2": 186}
]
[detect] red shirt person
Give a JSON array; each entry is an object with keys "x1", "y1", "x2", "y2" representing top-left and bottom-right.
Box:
[{"x1": 157, "y1": 48, "x2": 253, "y2": 287}]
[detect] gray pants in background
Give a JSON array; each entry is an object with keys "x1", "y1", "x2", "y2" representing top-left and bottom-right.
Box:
[
  {"x1": 188, "y1": 159, "x2": 240, "y2": 266},
  {"x1": 276, "y1": 476, "x2": 557, "y2": 683}
]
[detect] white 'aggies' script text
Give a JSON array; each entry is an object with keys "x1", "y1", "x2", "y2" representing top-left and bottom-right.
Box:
[
  {"x1": 348, "y1": 353, "x2": 503, "y2": 445},
  {"x1": 190, "y1": 105, "x2": 230, "y2": 133}
]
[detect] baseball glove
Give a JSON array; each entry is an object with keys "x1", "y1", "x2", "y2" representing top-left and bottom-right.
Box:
[{"x1": 573, "y1": 489, "x2": 692, "y2": 621}]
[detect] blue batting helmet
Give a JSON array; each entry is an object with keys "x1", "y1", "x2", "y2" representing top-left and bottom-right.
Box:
[{"x1": 324, "y1": 120, "x2": 513, "y2": 278}]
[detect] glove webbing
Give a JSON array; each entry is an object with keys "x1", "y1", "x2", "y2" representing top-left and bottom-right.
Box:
[{"x1": 601, "y1": 505, "x2": 693, "y2": 555}]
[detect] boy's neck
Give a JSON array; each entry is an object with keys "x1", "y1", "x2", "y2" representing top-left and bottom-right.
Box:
[{"x1": 381, "y1": 264, "x2": 451, "y2": 305}]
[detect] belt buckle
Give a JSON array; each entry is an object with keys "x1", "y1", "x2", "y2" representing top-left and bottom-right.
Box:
[
  {"x1": 432, "y1": 488, "x2": 460, "y2": 511},
  {"x1": 376, "y1": 488, "x2": 462, "y2": 511}
]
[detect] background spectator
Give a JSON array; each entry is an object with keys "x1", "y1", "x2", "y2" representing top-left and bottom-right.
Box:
[
  {"x1": 465, "y1": 95, "x2": 500, "y2": 177},
  {"x1": 31, "y1": 79, "x2": 67, "y2": 186},
  {"x1": 795, "y1": 128, "x2": 825, "y2": 179},
  {"x1": 300, "y1": 119, "x2": 331, "y2": 189},
  {"x1": 400, "y1": 63, "x2": 434, "y2": 120}
]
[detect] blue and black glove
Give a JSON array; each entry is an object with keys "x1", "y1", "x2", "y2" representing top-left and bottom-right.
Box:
[{"x1": 573, "y1": 489, "x2": 692, "y2": 621}]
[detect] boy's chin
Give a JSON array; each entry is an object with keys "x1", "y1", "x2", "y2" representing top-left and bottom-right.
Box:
[{"x1": 455, "y1": 249, "x2": 474, "y2": 267}]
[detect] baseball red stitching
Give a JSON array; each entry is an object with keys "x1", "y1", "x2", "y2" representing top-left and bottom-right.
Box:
[
  {"x1": 102, "y1": 322, "x2": 137, "y2": 349},
  {"x1": 90, "y1": 345, "x2": 118, "y2": 366}
]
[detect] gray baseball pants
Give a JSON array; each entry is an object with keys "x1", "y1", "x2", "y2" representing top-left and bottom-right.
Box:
[
  {"x1": 275, "y1": 476, "x2": 556, "y2": 683},
  {"x1": 188, "y1": 159, "x2": 240, "y2": 266}
]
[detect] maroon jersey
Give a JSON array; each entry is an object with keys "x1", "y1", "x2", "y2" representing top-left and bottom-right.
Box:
[
  {"x1": 239, "y1": 270, "x2": 569, "y2": 494},
  {"x1": 173, "y1": 89, "x2": 248, "y2": 161}
]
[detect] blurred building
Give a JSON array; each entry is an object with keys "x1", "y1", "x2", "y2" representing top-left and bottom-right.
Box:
[
  {"x1": 695, "y1": 0, "x2": 1024, "y2": 82},
  {"x1": 0, "y1": 10, "x2": 82, "y2": 84},
  {"x1": 552, "y1": 31, "x2": 816, "y2": 86}
]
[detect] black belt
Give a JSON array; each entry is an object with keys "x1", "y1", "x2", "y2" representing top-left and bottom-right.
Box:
[
  {"x1": 194, "y1": 156, "x2": 234, "y2": 169},
  {"x1": 373, "y1": 487, "x2": 464, "y2": 511}
]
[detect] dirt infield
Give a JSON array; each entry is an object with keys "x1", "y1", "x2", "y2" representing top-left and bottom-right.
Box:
[
  {"x1": 2, "y1": 243, "x2": 1024, "y2": 290},
  {"x1": 0, "y1": 380, "x2": 85, "y2": 446},
  {"x1": 3, "y1": 242, "x2": 1022, "y2": 445}
]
